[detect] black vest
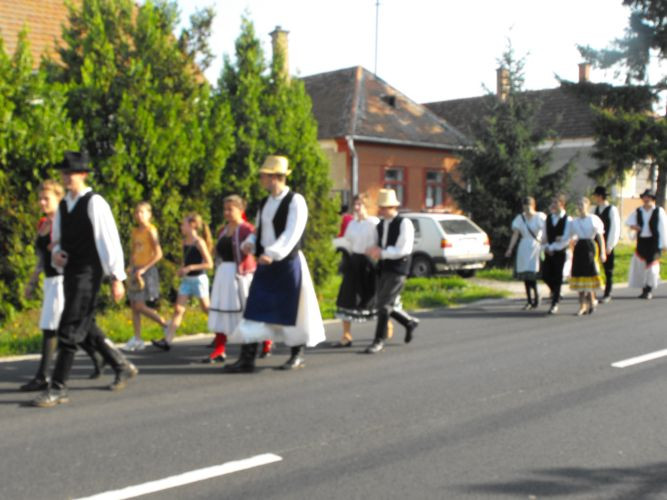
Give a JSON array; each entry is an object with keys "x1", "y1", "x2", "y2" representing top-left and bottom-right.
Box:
[
  {"x1": 59, "y1": 191, "x2": 101, "y2": 272},
  {"x1": 636, "y1": 207, "x2": 660, "y2": 242},
  {"x1": 594, "y1": 205, "x2": 611, "y2": 240},
  {"x1": 546, "y1": 214, "x2": 567, "y2": 245},
  {"x1": 255, "y1": 190, "x2": 303, "y2": 260},
  {"x1": 377, "y1": 215, "x2": 411, "y2": 276}
]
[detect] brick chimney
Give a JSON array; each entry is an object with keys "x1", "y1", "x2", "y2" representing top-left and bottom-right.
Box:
[
  {"x1": 578, "y1": 62, "x2": 591, "y2": 83},
  {"x1": 496, "y1": 67, "x2": 510, "y2": 102},
  {"x1": 270, "y1": 26, "x2": 290, "y2": 82}
]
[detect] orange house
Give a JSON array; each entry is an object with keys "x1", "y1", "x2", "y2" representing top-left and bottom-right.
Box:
[{"x1": 303, "y1": 66, "x2": 467, "y2": 214}]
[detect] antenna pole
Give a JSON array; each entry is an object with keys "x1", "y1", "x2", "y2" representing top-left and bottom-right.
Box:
[{"x1": 374, "y1": 0, "x2": 380, "y2": 75}]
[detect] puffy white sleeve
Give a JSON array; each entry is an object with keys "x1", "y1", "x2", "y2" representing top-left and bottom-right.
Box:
[
  {"x1": 607, "y1": 206, "x2": 621, "y2": 250},
  {"x1": 88, "y1": 194, "x2": 127, "y2": 280},
  {"x1": 511, "y1": 214, "x2": 522, "y2": 232},
  {"x1": 51, "y1": 208, "x2": 63, "y2": 272},
  {"x1": 591, "y1": 214, "x2": 605, "y2": 236},
  {"x1": 264, "y1": 193, "x2": 308, "y2": 261},
  {"x1": 659, "y1": 208, "x2": 667, "y2": 250}
]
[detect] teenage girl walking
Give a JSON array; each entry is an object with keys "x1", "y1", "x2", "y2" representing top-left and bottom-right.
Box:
[{"x1": 152, "y1": 213, "x2": 213, "y2": 351}]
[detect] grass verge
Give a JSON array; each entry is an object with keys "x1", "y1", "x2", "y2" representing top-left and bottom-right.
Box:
[{"x1": 0, "y1": 274, "x2": 507, "y2": 357}]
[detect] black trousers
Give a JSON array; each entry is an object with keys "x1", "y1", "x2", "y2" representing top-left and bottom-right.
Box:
[
  {"x1": 52, "y1": 266, "x2": 127, "y2": 386},
  {"x1": 373, "y1": 270, "x2": 414, "y2": 341},
  {"x1": 603, "y1": 249, "x2": 615, "y2": 297},
  {"x1": 542, "y1": 250, "x2": 566, "y2": 306}
]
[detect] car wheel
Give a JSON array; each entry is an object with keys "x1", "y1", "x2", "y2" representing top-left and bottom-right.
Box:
[
  {"x1": 410, "y1": 255, "x2": 432, "y2": 277},
  {"x1": 456, "y1": 269, "x2": 476, "y2": 278}
]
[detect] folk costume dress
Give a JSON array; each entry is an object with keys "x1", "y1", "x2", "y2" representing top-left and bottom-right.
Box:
[
  {"x1": 511, "y1": 212, "x2": 546, "y2": 280},
  {"x1": 568, "y1": 214, "x2": 605, "y2": 292},
  {"x1": 209, "y1": 222, "x2": 256, "y2": 336},
  {"x1": 541, "y1": 211, "x2": 572, "y2": 306},
  {"x1": 234, "y1": 187, "x2": 325, "y2": 348},
  {"x1": 333, "y1": 216, "x2": 380, "y2": 322},
  {"x1": 626, "y1": 206, "x2": 667, "y2": 290},
  {"x1": 593, "y1": 203, "x2": 620, "y2": 298}
]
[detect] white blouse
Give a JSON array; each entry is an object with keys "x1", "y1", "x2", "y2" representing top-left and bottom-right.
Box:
[
  {"x1": 569, "y1": 214, "x2": 604, "y2": 241},
  {"x1": 333, "y1": 216, "x2": 379, "y2": 254}
]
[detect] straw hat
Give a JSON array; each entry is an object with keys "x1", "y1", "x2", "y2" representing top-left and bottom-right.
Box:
[
  {"x1": 377, "y1": 188, "x2": 400, "y2": 208},
  {"x1": 259, "y1": 155, "x2": 291, "y2": 176}
]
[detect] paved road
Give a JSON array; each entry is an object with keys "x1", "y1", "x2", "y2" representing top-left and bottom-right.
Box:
[{"x1": 2, "y1": 288, "x2": 667, "y2": 499}]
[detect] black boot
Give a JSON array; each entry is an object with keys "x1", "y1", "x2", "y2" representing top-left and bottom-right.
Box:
[
  {"x1": 279, "y1": 345, "x2": 305, "y2": 370},
  {"x1": 390, "y1": 309, "x2": 419, "y2": 344},
  {"x1": 21, "y1": 331, "x2": 57, "y2": 391},
  {"x1": 80, "y1": 336, "x2": 106, "y2": 379},
  {"x1": 30, "y1": 381, "x2": 69, "y2": 408},
  {"x1": 31, "y1": 348, "x2": 75, "y2": 407},
  {"x1": 365, "y1": 311, "x2": 388, "y2": 354},
  {"x1": 639, "y1": 286, "x2": 651, "y2": 299},
  {"x1": 91, "y1": 334, "x2": 138, "y2": 390},
  {"x1": 224, "y1": 343, "x2": 258, "y2": 373}
]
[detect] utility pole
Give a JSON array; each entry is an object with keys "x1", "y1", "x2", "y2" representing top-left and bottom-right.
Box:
[{"x1": 374, "y1": 0, "x2": 380, "y2": 75}]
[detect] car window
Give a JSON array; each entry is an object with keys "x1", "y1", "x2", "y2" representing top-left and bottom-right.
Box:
[
  {"x1": 409, "y1": 219, "x2": 421, "y2": 237},
  {"x1": 439, "y1": 219, "x2": 481, "y2": 235}
]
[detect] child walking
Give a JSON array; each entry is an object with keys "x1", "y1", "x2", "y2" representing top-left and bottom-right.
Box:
[
  {"x1": 123, "y1": 202, "x2": 166, "y2": 351},
  {"x1": 152, "y1": 213, "x2": 213, "y2": 351}
]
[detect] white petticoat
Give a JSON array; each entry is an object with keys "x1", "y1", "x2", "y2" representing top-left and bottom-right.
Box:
[
  {"x1": 208, "y1": 262, "x2": 252, "y2": 335},
  {"x1": 233, "y1": 252, "x2": 326, "y2": 347},
  {"x1": 39, "y1": 275, "x2": 64, "y2": 330},
  {"x1": 628, "y1": 254, "x2": 660, "y2": 289}
]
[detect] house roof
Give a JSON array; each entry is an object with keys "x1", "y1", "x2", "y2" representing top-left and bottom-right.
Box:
[
  {"x1": 424, "y1": 86, "x2": 597, "y2": 140},
  {"x1": 302, "y1": 66, "x2": 468, "y2": 150},
  {"x1": 0, "y1": 0, "x2": 72, "y2": 66}
]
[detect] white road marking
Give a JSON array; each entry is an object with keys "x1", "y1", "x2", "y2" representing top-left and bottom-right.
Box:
[
  {"x1": 612, "y1": 349, "x2": 667, "y2": 368},
  {"x1": 74, "y1": 453, "x2": 283, "y2": 500}
]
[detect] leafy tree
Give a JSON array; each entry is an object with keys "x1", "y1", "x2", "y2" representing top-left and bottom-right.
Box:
[
  {"x1": 0, "y1": 31, "x2": 79, "y2": 322},
  {"x1": 578, "y1": 0, "x2": 667, "y2": 204},
  {"x1": 50, "y1": 0, "x2": 234, "y2": 296},
  {"x1": 451, "y1": 44, "x2": 572, "y2": 262}
]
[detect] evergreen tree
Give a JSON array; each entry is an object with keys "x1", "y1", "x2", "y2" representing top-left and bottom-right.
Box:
[
  {"x1": 450, "y1": 44, "x2": 572, "y2": 262},
  {"x1": 0, "y1": 30, "x2": 79, "y2": 322}
]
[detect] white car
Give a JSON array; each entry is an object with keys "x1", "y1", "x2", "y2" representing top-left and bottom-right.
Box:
[{"x1": 403, "y1": 212, "x2": 493, "y2": 277}]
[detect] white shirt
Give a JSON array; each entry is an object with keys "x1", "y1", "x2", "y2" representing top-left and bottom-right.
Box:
[
  {"x1": 568, "y1": 214, "x2": 604, "y2": 241},
  {"x1": 51, "y1": 187, "x2": 127, "y2": 280},
  {"x1": 542, "y1": 211, "x2": 572, "y2": 252},
  {"x1": 246, "y1": 187, "x2": 308, "y2": 261},
  {"x1": 380, "y1": 216, "x2": 414, "y2": 260},
  {"x1": 625, "y1": 205, "x2": 667, "y2": 249},
  {"x1": 332, "y1": 216, "x2": 379, "y2": 254},
  {"x1": 593, "y1": 203, "x2": 620, "y2": 250}
]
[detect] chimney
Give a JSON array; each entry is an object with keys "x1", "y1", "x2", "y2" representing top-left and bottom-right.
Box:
[
  {"x1": 496, "y1": 67, "x2": 510, "y2": 102},
  {"x1": 578, "y1": 62, "x2": 591, "y2": 83},
  {"x1": 270, "y1": 26, "x2": 290, "y2": 82}
]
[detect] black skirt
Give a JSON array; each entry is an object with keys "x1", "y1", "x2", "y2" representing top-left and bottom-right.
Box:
[{"x1": 335, "y1": 253, "x2": 377, "y2": 321}]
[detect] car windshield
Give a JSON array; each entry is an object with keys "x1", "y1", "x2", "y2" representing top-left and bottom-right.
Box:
[{"x1": 439, "y1": 219, "x2": 481, "y2": 235}]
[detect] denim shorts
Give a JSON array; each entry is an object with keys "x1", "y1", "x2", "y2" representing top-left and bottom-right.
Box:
[{"x1": 178, "y1": 274, "x2": 210, "y2": 299}]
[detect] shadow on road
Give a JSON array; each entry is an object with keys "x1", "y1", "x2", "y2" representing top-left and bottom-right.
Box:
[{"x1": 457, "y1": 462, "x2": 667, "y2": 499}]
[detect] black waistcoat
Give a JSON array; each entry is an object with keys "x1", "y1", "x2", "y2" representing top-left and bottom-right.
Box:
[
  {"x1": 59, "y1": 191, "x2": 101, "y2": 272},
  {"x1": 36, "y1": 232, "x2": 58, "y2": 278},
  {"x1": 546, "y1": 214, "x2": 567, "y2": 245},
  {"x1": 255, "y1": 190, "x2": 303, "y2": 260},
  {"x1": 377, "y1": 215, "x2": 411, "y2": 276},
  {"x1": 636, "y1": 207, "x2": 660, "y2": 242},
  {"x1": 595, "y1": 205, "x2": 612, "y2": 242}
]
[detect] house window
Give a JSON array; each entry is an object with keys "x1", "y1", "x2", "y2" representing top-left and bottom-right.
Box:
[
  {"x1": 384, "y1": 167, "x2": 405, "y2": 205},
  {"x1": 425, "y1": 170, "x2": 445, "y2": 208}
]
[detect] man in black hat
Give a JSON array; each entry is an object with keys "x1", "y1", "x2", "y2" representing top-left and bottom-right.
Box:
[
  {"x1": 31, "y1": 151, "x2": 137, "y2": 408},
  {"x1": 625, "y1": 189, "x2": 667, "y2": 299},
  {"x1": 541, "y1": 194, "x2": 571, "y2": 314},
  {"x1": 592, "y1": 186, "x2": 620, "y2": 303}
]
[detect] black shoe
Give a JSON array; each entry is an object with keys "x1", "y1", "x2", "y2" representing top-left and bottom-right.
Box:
[
  {"x1": 151, "y1": 339, "x2": 171, "y2": 351},
  {"x1": 109, "y1": 363, "x2": 139, "y2": 391},
  {"x1": 404, "y1": 319, "x2": 419, "y2": 344},
  {"x1": 89, "y1": 360, "x2": 107, "y2": 379},
  {"x1": 279, "y1": 346, "x2": 305, "y2": 370},
  {"x1": 646, "y1": 291, "x2": 653, "y2": 300},
  {"x1": 31, "y1": 384, "x2": 69, "y2": 408},
  {"x1": 364, "y1": 341, "x2": 384, "y2": 354},
  {"x1": 201, "y1": 354, "x2": 226, "y2": 364},
  {"x1": 332, "y1": 339, "x2": 353, "y2": 348},
  {"x1": 20, "y1": 377, "x2": 49, "y2": 392},
  {"x1": 600, "y1": 295, "x2": 611, "y2": 304},
  {"x1": 224, "y1": 344, "x2": 257, "y2": 373},
  {"x1": 548, "y1": 304, "x2": 559, "y2": 315}
]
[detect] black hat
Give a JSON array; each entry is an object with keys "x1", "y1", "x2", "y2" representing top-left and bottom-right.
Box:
[
  {"x1": 57, "y1": 150, "x2": 92, "y2": 173},
  {"x1": 593, "y1": 186, "x2": 608, "y2": 198},
  {"x1": 640, "y1": 189, "x2": 656, "y2": 200}
]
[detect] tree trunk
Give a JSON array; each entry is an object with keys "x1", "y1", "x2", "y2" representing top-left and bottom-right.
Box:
[{"x1": 656, "y1": 163, "x2": 667, "y2": 209}]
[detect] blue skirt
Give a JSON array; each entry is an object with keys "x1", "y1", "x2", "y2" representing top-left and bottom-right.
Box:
[{"x1": 243, "y1": 257, "x2": 301, "y2": 326}]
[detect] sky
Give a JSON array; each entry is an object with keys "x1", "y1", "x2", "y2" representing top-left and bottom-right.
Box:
[{"x1": 177, "y1": 0, "x2": 663, "y2": 104}]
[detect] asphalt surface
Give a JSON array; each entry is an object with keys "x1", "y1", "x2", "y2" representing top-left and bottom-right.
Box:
[{"x1": 2, "y1": 287, "x2": 667, "y2": 500}]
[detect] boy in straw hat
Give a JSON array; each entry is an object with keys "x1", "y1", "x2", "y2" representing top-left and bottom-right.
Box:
[
  {"x1": 625, "y1": 189, "x2": 667, "y2": 299},
  {"x1": 364, "y1": 188, "x2": 419, "y2": 354},
  {"x1": 225, "y1": 155, "x2": 325, "y2": 372},
  {"x1": 31, "y1": 151, "x2": 138, "y2": 408}
]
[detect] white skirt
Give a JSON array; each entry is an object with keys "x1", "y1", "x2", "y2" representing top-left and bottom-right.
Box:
[
  {"x1": 39, "y1": 275, "x2": 64, "y2": 330},
  {"x1": 208, "y1": 263, "x2": 252, "y2": 335},
  {"x1": 234, "y1": 252, "x2": 326, "y2": 347},
  {"x1": 628, "y1": 254, "x2": 660, "y2": 289}
]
